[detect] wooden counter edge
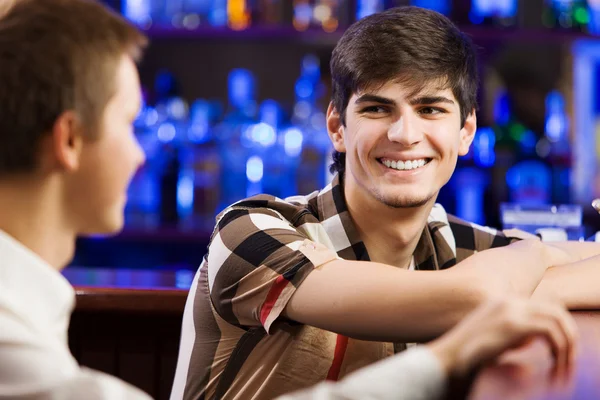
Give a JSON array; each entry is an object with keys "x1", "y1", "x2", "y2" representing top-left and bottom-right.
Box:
[{"x1": 73, "y1": 286, "x2": 189, "y2": 314}]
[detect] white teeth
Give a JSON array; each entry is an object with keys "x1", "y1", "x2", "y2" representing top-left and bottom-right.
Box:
[{"x1": 382, "y1": 158, "x2": 429, "y2": 171}]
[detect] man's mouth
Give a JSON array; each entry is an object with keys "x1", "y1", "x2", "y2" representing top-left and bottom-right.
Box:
[{"x1": 378, "y1": 157, "x2": 432, "y2": 171}]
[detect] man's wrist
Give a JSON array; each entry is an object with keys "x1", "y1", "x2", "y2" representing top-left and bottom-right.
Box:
[{"x1": 426, "y1": 338, "x2": 459, "y2": 378}]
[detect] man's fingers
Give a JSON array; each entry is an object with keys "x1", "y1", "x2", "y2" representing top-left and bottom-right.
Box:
[{"x1": 532, "y1": 303, "x2": 579, "y2": 367}]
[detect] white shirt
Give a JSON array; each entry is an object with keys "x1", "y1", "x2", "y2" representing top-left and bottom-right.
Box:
[
  {"x1": 280, "y1": 347, "x2": 447, "y2": 400},
  {"x1": 0, "y1": 230, "x2": 151, "y2": 400}
]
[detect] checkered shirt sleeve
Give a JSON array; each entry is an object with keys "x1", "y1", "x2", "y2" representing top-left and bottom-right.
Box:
[{"x1": 205, "y1": 197, "x2": 338, "y2": 334}]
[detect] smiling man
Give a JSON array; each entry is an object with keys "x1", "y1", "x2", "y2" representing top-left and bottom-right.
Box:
[{"x1": 172, "y1": 6, "x2": 600, "y2": 400}]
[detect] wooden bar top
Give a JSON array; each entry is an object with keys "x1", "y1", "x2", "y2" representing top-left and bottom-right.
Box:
[
  {"x1": 468, "y1": 311, "x2": 600, "y2": 399},
  {"x1": 63, "y1": 267, "x2": 192, "y2": 314}
]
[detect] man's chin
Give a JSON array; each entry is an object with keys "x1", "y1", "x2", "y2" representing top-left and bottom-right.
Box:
[
  {"x1": 78, "y1": 216, "x2": 125, "y2": 238},
  {"x1": 379, "y1": 194, "x2": 435, "y2": 209}
]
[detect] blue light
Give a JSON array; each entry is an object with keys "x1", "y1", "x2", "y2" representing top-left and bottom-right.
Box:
[
  {"x1": 473, "y1": 127, "x2": 496, "y2": 167},
  {"x1": 144, "y1": 108, "x2": 159, "y2": 126},
  {"x1": 545, "y1": 114, "x2": 567, "y2": 142},
  {"x1": 188, "y1": 121, "x2": 210, "y2": 143},
  {"x1": 550, "y1": 0, "x2": 573, "y2": 11},
  {"x1": 188, "y1": 100, "x2": 211, "y2": 143},
  {"x1": 471, "y1": 0, "x2": 517, "y2": 19},
  {"x1": 123, "y1": 0, "x2": 151, "y2": 26},
  {"x1": 284, "y1": 128, "x2": 304, "y2": 157},
  {"x1": 506, "y1": 160, "x2": 551, "y2": 205},
  {"x1": 519, "y1": 129, "x2": 537, "y2": 154},
  {"x1": 412, "y1": 0, "x2": 451, "y2": 15},
  {"x1": 260, "y1": 99, "x2": 281, "y2": 128},
  {"x1": 469, "y1": 10, "x2": 485, "y2": 24},
  {"x1": 295, "y1": 78, "x2": 313, "y2": 100},
  {"x1": 167, "y1": 97, "x2": 189, "y2": 121},
  {"x1": 301, "y1": 54, "x2": 321, "y2": 83},
  {"x1": 248, "y1": 122, "x2": 277, "y2": 147},
  {"x1": 589, "y1": 8, "x2": 600, "y2": 35},
  {"x1": 293, "y1": 101, "x2": 312, "y2": 121},
  {"x1": 175, "y1": 269, "x2": 195, "y2": 290},
  {"x1": 571, "y1": 39, "x2": 600, "y2": 203},
  {"x1": 246, "y1": 156, "x2": 264, "y2": 183},
  {"x1": 177, "y1": 171, "x2": 194, "y2": 217},
  {"x1": 544, "y1": 91, "x2": 568, "y2": 142},
  {"x1": 294, "y1": 3, "x2": 312, "y2": 26},
  {"x1": 454, "y1": 168, "x2": 487, "y2": 225},
  {"x1": 546, "y1": 90, "x2": 565, "y2": 112},
  {"x1": 356, "y1": 0, "x2": 385, "y2": 20},
  {"x1": 157, "y1": 122, "x2": 177, "y2": 142},
  {"x1": 493, "y1": 91, "x2": 511, "y2": 125},
  {"x1": 228, "y1": 69, "x2": 255, "y2": 109},
  {"x1": 210, "y1": 0, "x2": 227, "y2": 26}
]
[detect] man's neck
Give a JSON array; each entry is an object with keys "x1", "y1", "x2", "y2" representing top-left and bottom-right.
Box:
[
  {"x1": 344, "y1": 180, "x2": 436, "y2": 269},
  {"x1": 0, "y1": 177, "x2": 75, "y2": 270}
]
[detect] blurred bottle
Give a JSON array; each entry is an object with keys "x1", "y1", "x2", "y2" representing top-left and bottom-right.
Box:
[
  {"x1": 123, "y1": 0, "x2": 153, "y2": 28},
  {"x1": 356, "y1": 0, "x2": 385, "y2": 20},
  {"x1": 293, "y1": 54, "x2": 332, "y2": 194},
  {"x1": 506, "y1": 160, "x2": 552, "y2": 206},
  {"x1": 227, "y1": 0, "x2": 251, "y2": 30},
  {"x1": 412, "y1": 0, "x2": 451, "y2": 16},
  {"x1": 469, "y1": 0, "x2": 517, "y2": 26},
  {"x1": 542, "y1": 0, "x2": 590, "y2": 32},
  {"x1": 257, "y1": 0, "x2": 285, "y2": 25},
  {"x1": 158, "y1": 97, "x2": 189, "y2": 226},
  {"x1": 215, "y1": 69, "x2": 258, "y2": 210},
  {"x1": 182, "y1": 0, "x2": 211, "y2": 27},
  {"x1": 544, "y1": 90, "x2": 571, "y2": 204},
  {"x1": 293, "y1": 0, "x2": 313, "y2": 31},
  {"x1": 254, "y1": 100, "x2": 285, "y2": 197},
  {"x1": 210, "y1": 0, "x2": 228, "y2": 26},
  {"x1": 454, "y1": 168, "x2": 488, "y2": 225},
  {"x1": 312, "y1": 0, "x2": 347, "y2": 32},
  {"x1": 125, "y1": 96, "x2": 161, "y2": 230},
  {"x1": 178, "y1": 100, "x2": 221, "y2": 231}
]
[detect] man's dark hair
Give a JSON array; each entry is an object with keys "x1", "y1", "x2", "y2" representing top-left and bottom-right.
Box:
[
  {"x1": 0, "y1": 0, "x2": 147, "y2": 176},
  {"x1": 329, "y1": 6, "x2": 479, "y2": 175}
]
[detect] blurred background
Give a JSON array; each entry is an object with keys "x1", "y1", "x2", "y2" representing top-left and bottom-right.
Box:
[{"x1": 69, "y1": 0, "x2": 600, "y2": 282}]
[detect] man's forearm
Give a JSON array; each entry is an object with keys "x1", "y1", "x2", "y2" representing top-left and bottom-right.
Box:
[
  {"x1": 545, "y1": 241, "x2": 600, "y2": 263},
  {"x1": 534, "y1": 254, "x2": 600, "y2": 309},
  {"x1": 285, "y1": 240, "x2": 554, "y2": 343}
]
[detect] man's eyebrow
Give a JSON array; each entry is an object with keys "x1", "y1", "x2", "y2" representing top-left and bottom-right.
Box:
[
  {"x1": 354, "y1": 94, "x2": 397, "y2": 106},
  {"x1": 408, "y1": 96, "x2": 455, "y2": 106}
]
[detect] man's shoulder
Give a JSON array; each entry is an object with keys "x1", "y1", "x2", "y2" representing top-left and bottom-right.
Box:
[
  {"x1": 215, "y1": 192, "x2": 319, "y2": 228},
  {"x1": 428, "y1": 204, "x2": 512, "y2": 253}
]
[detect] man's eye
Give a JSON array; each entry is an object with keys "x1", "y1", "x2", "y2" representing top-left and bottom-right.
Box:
[
  {"x1": 361, "y1": 106, "x2": 388, "y2": 114},
  {"x1": 419, "y1": 107, "x2": 445, "y2": 115}
]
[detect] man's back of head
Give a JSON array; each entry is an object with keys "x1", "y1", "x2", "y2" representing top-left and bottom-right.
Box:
[{"x1": 0, "y1": 0, "x2": 147, "y2": 267}]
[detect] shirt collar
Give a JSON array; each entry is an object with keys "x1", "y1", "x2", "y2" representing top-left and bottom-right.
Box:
[
  {"x1": 315, "y1": 174, "x2": 457, "y2": 270},
  {"x1": 0, "y1": 229, "x2": 75, "y2": 335}
]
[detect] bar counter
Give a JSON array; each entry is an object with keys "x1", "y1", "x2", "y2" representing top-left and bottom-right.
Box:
[
  {"x1": 65, "y1": 267, "x2": 190, "y2": 400},
  {"x1": 65, "y1": 267, "x2": 600, "y2": 400}
]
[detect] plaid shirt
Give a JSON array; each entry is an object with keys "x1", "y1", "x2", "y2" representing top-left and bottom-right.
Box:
[{"x1": 171, "y1": 174, "x2": 519, "y2": 400}]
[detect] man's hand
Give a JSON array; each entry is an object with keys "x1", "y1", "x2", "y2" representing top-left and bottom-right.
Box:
[{"x1": 427, "y1": 298, "x2": 579, "y2": 378}]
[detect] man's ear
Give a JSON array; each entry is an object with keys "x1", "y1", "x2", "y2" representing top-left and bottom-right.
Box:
[
  {"x1": 326, "y1": 102, "x2": 346, "y2": 153},
  {"x1": 458, "y1": 110, "x2": 477, "y2": 156},
  {"x1": 50, "y1": 111, "x2": 85, "y2": 172}
]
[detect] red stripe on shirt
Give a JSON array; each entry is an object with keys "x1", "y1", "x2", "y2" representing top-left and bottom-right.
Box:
[
  {"x1": 326, "y1": 335, "x2": 349, "y2": 381},
  {"x1": 260, "y1": 275, "x2": 289, "y2": 326}
]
